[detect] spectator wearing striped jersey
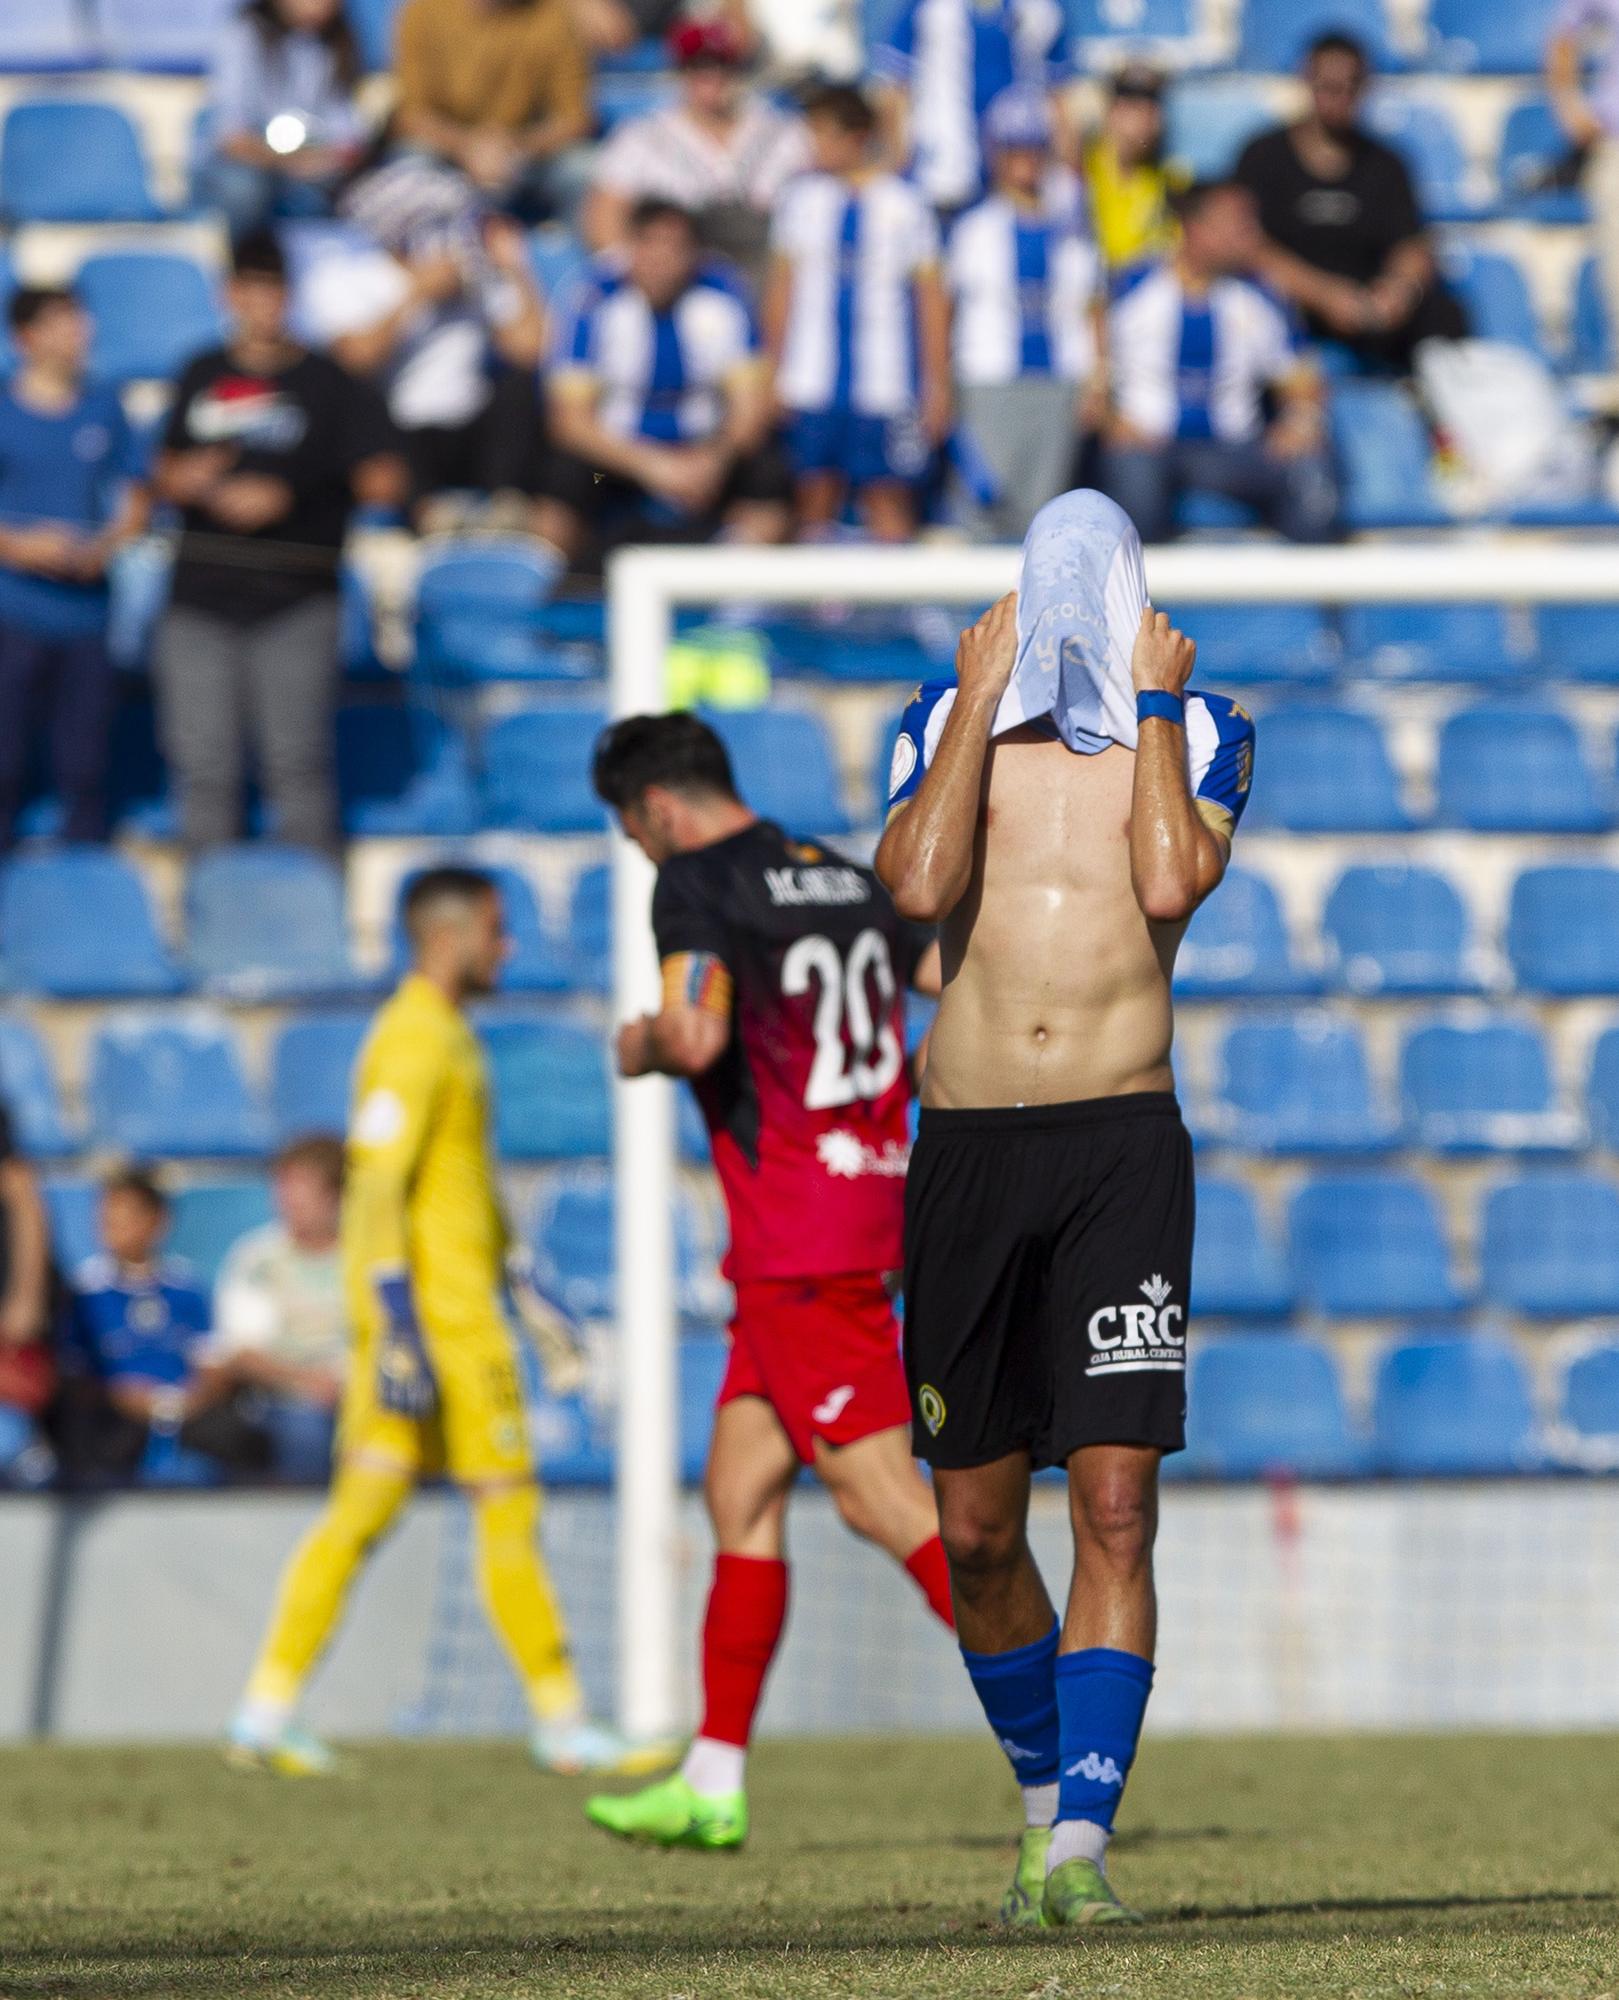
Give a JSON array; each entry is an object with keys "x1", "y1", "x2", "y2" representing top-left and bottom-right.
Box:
[
  {"x1": 539, "y1": 200, "x2": 791, "y2": 561},
  {"x1": 582, "y1": 19, "x2": 809, "y2": 283},
  {"x1": 948, "y1": 87, "x2": 1105, "y2": 540},
  {"x1": 1101, "y1": 180, "x2": 1338, "y2": 545},
  {"x1": 763, "y1": 85, "x2": 952, "y2": 545}
]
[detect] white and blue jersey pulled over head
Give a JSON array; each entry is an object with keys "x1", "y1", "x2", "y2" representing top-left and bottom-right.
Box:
[{"x1": 885, "y1": 488, "x2": 1255, "y2": 840}]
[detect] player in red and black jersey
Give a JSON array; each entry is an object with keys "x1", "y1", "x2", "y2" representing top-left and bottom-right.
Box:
[{"x1": 585, "y1": 711, "x2": 954, "y2": 1850}]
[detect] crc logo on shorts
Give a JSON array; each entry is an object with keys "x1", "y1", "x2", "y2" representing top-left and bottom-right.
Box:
[
  {"x1": 1085, "y1": 1275, "x2": 1186, "y2": 1378},
  {"x1": 918, "y1": 1383, "x2": 946, "y2": 1435}
]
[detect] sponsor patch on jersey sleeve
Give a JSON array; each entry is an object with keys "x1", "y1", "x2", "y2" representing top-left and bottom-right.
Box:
[
  {"x1": 352, "y1": 1087, "x2": 406, "y2": 1147},
  {"x1": 1186, "y1": 692, "x2": 1255, "y2": 841},
  {"x1": 886, "y1": 682, "x2": 957, "y2": 817}
]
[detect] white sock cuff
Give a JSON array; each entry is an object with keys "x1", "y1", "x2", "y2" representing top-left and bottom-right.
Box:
[
  {"x1": 1021, "y1": 1781, "x2": 1059, "y2": 1828},
  {"x1": 680, "y1": 1735, "x2": 747, "y2": 1798},
  {"x1": 1046, "y1": 1817, "x2": 1111, "y2": 1873}
]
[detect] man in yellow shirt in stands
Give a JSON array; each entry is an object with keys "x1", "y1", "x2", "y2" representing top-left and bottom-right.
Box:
[
  {"x1": 228, "y1": 866, "x2": 652, "y2": 1776},
  {"x1": 1083, "y1": 66, "x2": 1187, "y2": 272}
]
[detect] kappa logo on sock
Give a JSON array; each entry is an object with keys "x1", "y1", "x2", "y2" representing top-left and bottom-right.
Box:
[
  {"x1": 1084, "y1": 1275, "x2": 1186, "y2": 1378},
  {"x1": 812, "y1": 1384, "x2": 855, "y2": 1425},
  {"x1": 1063, "y1": 1751, "x2": 1125, "y2": 1788},
  {"x1": 998, "y1": 1736, "x2": 1043, "y2": 1763}
]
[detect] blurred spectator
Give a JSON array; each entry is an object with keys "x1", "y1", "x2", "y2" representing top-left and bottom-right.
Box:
[
  {"x1": 1083, "y1": 64, "x2": 1185, "y2": 271},
  {"x1": 153, "y1": 233, "x2": 403, "y2": 856},
  {"x1": 540, "y1": 200, "x2": 789, "y2": 560},
  {"x1": 569, "y1": 0, "x2": 751, "y2": 59},
  {"x1": 948, "y1": 87, "x2": 1104, "y2": 539},
  {"x1": 0, "y1": 288, "x2": 147, "y2": 853},
  {"x1": 746, "y1": 0, "x2": 862, "y2": 81},
  {"x1": 1101, "y1": 180, "x2": 1338, "y2": 544},
  {"x1": 583, "y1": 21, "x2": 809, "y2": 284},
  {"x1": 1234, "y1": 32, "x2": 1466, "y2": 372},
  {"x1": 1547, "y1": 1, "x2": 1619, "y2": 373},
  {"x1": 0, "y1": 1099, "x2": 57, "y2": 1487},
  {"x1": 212, "y1": 1135, "x2": 345, "y2": 1483},
  {"x1": 71, "y1": 1168, "x2": 271, "y2": 1484},
  {"x1": 302, "y1": 158, "x2": 547, "y2": 525},
  {"x1": 393, "y1": 0, "x2": 592, "y2": 223},
  {"x1": 201, "y1": 0, "x2": 371, "y2": 241},
  {"x1": 872, "y1": 0, "x2": 1018, "y2": 218},
  {"x1": 764, "y1": 85, "x2": 952, "y2": 544}
]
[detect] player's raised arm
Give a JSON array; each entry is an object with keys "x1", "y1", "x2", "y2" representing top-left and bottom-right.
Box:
[
  {"x1": 875, "y1": 592, "x2": 1018, "y2": 923},
  {"x1": 1128, "y1": 607, "x2": 1232, "y2": 923},
  {"x1": 617, "y1": 949, "x2": 734, "y2": 1081}
]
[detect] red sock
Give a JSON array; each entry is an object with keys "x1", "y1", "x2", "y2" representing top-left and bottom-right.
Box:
[
  {"x1": 697, "y1": 1553, "x2": 790, "y2": 1748},
  {"x1": 904, "y1": 1534, "x2": 956, "y2": 1630}
]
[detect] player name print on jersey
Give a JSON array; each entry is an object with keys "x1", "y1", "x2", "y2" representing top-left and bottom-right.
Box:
[{"x1": 764, "y1": 865, "x2": 872, "y2": 907}]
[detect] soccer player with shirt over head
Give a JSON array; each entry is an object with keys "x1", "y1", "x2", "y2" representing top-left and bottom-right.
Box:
[{"x1": 585, "y1": 713, "x2": 956, "y2": 1851}]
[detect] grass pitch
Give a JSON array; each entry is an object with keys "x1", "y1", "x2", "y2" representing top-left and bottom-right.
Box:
[{"x1": 2, "y1": 1734, "x2": 1616, "y2": 2000}]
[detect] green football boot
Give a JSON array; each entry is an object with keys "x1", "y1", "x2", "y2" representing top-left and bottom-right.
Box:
[
  {"x1": 223, "y1": 1718, "x2": 338, "y2": 1779},
  {"x1": 585, "y1": 1771, "x2": 748, "y2": 1851},
  {"x1": 999, "y1": 1825, "x2": 1052, "y2": 1926},
  {"x1": 1040, "y1": 1856, "x2": 1142, "y2": 1927}
]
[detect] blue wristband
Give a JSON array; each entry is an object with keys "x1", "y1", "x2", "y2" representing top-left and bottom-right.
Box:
[{"x1": 1137, "y1": 690, "x2": 1185, "y2": 727}]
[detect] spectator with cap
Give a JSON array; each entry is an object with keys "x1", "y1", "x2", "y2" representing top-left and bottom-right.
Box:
[
  {"x1": 1082, "y1": 63, "x2": 1186, "y2": 271},
  {"x1": 569, "y1": 0, "x2": 751, "y2": 58},
  {"x1": 948, "y1": 86, "x2": 1104, "y2": 538},
  {"x1": 212, "y1": 1135, "x2": 346, "y2": 1483},
  {"x1": 583, "y1": 19, "x2": 810, "y2": 285},
  {"x1": 1101, "y1": 179, "x2": 1338, "y2": 544},
  {"x1": 201, "y1": 0, "x2": 371, "y2": 241},
  {"x1": 765, "y1": 84, "x2": 952, "y2": 545},
  {"x1": 0, "y1": 286, "x2": 147, "y2": 854},
  {"x1": 300, "y1": 156, "x2": 548, "y2": 525},
  {"x1": 540, "y1": 200, "x2": 790, "y2": 560},
  {"x1": 393, "y1": 0, "x2": 592, "y2": 223},
  {"x1": 1235, "y1": 32, "x2": 1466, "y2": 371},
  {"x1": 1547, "y1": 0, "x2": 1619, "y2": 378},
  {"x1": 152, "y1": 232, "x2": 404, "y2": 856}
]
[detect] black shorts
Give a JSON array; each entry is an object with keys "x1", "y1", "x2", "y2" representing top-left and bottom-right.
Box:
[{"x1": 902, "y1": 1092, "x2": 1193, "y2": 1471}]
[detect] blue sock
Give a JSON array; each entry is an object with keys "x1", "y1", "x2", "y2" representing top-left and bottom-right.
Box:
[
  {"x1": 1054, "y1": 1648, "x2": 1154, "y2": 1833},
  {"x1": 961, "y1": 1621, "x2": 1061, "y2": 1793}
]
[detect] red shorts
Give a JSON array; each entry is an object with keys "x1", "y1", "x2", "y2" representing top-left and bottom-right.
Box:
[{"x1": 718, "y1": 1274, "x2": 913, "y2": 1464}]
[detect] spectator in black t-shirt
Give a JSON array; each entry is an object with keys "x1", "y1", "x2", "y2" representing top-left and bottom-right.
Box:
[
  {"x1": 1234, "y1": 32, "x2": 1466, "y2": 372},
  {"x1": 152, "y1": 232, "x2": 405, "y2": 855}
]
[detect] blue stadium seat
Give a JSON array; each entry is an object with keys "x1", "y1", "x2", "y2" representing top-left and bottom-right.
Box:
[
  {"x1": 1536, "y1": 603, "x2": 1619, "y2": 681},
  {"x1": 337, "y1": 704, "x2": 478, "y2": 837},
  {"x1": 481, "y1": 708, "x2": 608, "y2": 834},
  {"x1": 43, "y1": 1177, "x2": 98, "y2": 1273},
  {"x1": 531, "y1": 1167, "x2": 719, "y2": 1320},
  {"x1": 1588, "y1": 1026, "x2": 1619, "y2": 1149},
  {"x1": 1568, "y1": 258, "x2": 1612, "y2": 373},
  {"x1": 389, "y1": 862, "x2": 571, "y2": 995},
  {"x1": 1166, "y1": 606, "x2": 1334, "y2": 684},
  {"x1": 1330, "y1": 380, "x2": 1449, "y2": 529},
  {"x1": 0, "y1": 101, "x2": 163, "y2": 223},
  {"x1": 1483, "y1": 1172, "x2": 1619, "y2": 1315},
  {"x1": 1445, "y1": 248, "x2": 1546, "y2": 356},
  {"x1": 1290, "y1": 1172, "x2": 1465, "y2": 1316},
  {"x1": 1428, "y1": 0, "x2": 1562, "y2": 72},
  {"x1": 88, "y1": 1012, "x2": 268, "y2": 1158},
  {"x1": 1367, "y1": 93, "x2": 1481, "y2": 221},
  {"x1": 1436, "y1": 704, "x2": 1610, "y2": 832},
  {"x1": 414, "y1": 538, "x2": 583, "y2": 684},
  {"x1": 1237, "y1": 0, "x2": 1398, "y2": 72},
  {"x1": 96, "y1": 0, "x2": 239, "y2": 71},
  {"x1": 268, "y1": 1011, "x2": 370, "y2": 1142},
  {"x1": 1189, "y1": 1178, "x2": 1292, "y2": 1318},
  {"x1": 704, "y1": 708, "x2": 853, "y2": 835},
  {"x1": 1210, "y1": 1014, "x2": 1394, "y2": 1153},
  {"x1": 1175, "y1": 867, "x2": 1317, "y2": 998},
  {"x1": 528, "y1": 1384, "x2": 614, "y2": 1486},
  {"x1": 0, "y1": 851, "x2": 182, "y2": 999},
  {"x1": 1508, "y1": 866, "x2": 1619, "y2": 994},
  {"x1": 0, "y1": 0, "x2": 99, "y2": 69},
  {"x1": 77, "y1": 252, "x2": 223, "y2": 384},
  {"x1": 1165, "y1": 79, "x2": 1274, "y2": 181},
  {"x1": 0, "y1": 1017, "x2": 75, "y2": 1157},
  {"x1": 480, "y1": 1015, "x2": 609, "y2": 1160},
  {"x1": 1399, "y1": 1017, "x2": 1578, "y2": 1154},
  {"x1": 185, "y1": 847, "x2": 365, "y2": 1001},
  {"x1": 170, "y1": 1178, "x2": 274, "y2": 1284},
  {"x1": 566, "y1": 864, "x2": 610, "y2": 994},
  {"x1": 1067, "y1": 0, "x2": 1195, "y2": 41},
  {"x1": 1340, "y1": 604, "x2": 1526, "y2": 682},
  {"x1": 1498, "y1": 99, "x2": 1589, "y2": 223},
  {"x1": 1558, "y1": 1344, "x2": 1619, "y2": 1458},
  {"x1": 1372, "y1": 1337, "x2": 1540, "y2": 1477},
  {"x1": 1181, "y1": 1336, "x2": 1369, "y2": 1480},
  {"x1": 1322, "y1": 865, "x2": 1481, "y2": 996},
  {"x1": 1244, "y1": 706, "x2": 1409, "y2": 833},
  {"x1": 345, "y1": 0, "x2": 401, "y2": 67}
]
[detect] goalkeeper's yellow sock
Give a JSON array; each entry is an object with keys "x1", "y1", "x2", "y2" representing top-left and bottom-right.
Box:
[
  {"x1": 241, "y1": 1462, "x2": 413, "y2": 1723},
  {"x1": 471, "y1": 1481, "x2": 585, "y2": 1724}
]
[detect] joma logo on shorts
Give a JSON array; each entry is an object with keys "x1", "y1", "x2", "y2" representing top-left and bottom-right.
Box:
[{"x1": 1085, "y1": 1275, "x2": 1186, "y2": 1377}]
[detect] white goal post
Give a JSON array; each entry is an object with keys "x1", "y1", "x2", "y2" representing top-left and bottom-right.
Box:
[{"x1": 605, "y1": 535, "x2": 1619, "y2": 1739}]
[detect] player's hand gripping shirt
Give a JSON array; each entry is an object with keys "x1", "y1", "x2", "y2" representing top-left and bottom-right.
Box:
[
  {"x1": 342, "y1": 973, "x2": 508, "y2": 1334},
  {"x1": 653, "y1": 821, "x2": 926, "y2": 1283}
]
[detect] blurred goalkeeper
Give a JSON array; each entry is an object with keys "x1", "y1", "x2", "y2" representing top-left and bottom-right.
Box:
[
  {"x1": 585, "y1": 713, "x2": 954, "y2": 1852},
  {"x1": 228, "y1": 867, "x2": 650, "y2": 1778}
]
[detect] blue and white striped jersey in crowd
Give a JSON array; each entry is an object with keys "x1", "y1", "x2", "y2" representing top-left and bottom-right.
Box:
[
  {"x1": 771, "y1": 172, "x2": 941, "y2": 417},
  {"x1": 873, "y1": 0, "x2": 1022, "y2": 211},
  {"x1": 552, "y1": 261, "x2": 759, "y2": 443},
  {"x1": 1108, "y1": 261, "x2": 1301, "y2": 444},
  {"x1": 948, "y1": 191, "x2": 1101, "y2": 386}
]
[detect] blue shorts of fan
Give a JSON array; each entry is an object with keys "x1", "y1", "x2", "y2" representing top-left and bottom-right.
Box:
[{"x1": 786, "y1": 407, "x2": 931, "y2": 488}]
